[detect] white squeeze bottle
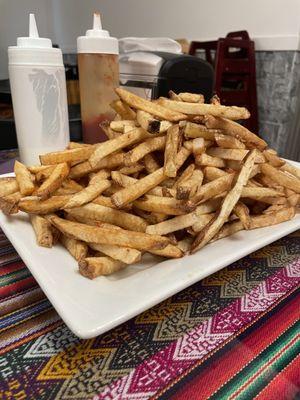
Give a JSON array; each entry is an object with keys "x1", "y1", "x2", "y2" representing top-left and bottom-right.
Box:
[
  {"x1": 77, "y1": 12, "x2": 119, "y2": 144},
  {"x1": 8, "y1": 14, "x2": 69, "y2": 165}
]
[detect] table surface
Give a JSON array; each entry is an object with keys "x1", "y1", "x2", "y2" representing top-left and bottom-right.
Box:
[{"x1": 0, "y1": 150, "x2": 299, "y2": 400}]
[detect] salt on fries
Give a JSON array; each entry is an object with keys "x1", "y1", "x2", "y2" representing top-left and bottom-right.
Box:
[{"x1": 1, "y1": 88, "x2": 299, "y2": 279}]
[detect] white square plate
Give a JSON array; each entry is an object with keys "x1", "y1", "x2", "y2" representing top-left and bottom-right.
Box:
[{"x1": 1, "y1": 162, "x2": 300, "y2": 339}]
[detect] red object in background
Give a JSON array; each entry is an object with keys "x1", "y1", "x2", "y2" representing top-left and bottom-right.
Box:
[{"x1": 189, "y1": 30, "x2": 258, "y2": 134}]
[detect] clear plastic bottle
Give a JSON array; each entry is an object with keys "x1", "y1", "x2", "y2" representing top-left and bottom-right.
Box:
[
  {"x1": 77, "y1": 13, "x2": 119, "y2": 144},
  {"x1": 8, "y1": 14, "x2": 69, "y2": 164}
]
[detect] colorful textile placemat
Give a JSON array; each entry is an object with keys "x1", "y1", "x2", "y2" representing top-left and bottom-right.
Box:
[{"x1": 0, "y1": 229, "x2": 299, "y2": 400}]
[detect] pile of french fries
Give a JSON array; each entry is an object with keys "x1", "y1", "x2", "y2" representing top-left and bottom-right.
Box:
[{"x1": 1, "y1": 87, "x2": 299, "y2": 279}]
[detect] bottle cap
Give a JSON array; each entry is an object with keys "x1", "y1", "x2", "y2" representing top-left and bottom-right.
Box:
[
  {"x1": 77, "y1": 12, "x2": 118, "y2": 54},
  {"x1": 8, "y1": 13, "x2": 63, "y2": 66},
  {"x1": 17, "y1": 14, "x2": 52, "y2": 48}
]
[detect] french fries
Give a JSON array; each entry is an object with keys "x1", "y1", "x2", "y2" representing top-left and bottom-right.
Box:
[
  {"x1": 36, "y1": 162, "x2": 69, "y2": 199},
  {"x1": 0, "y1": 177, "x2": 19, "y2": 197},
  {"x1": 66, "y1": 203, "x2": 148, "y2": 232},
  {"x1": 136, "y1": 110, "x2": 172, "y2": 133},
  {"x1": 46, "y1": 214, "x2": 170, "y2": 251},
  {"x1": 204, "y1": 115, "x2": 267, "y2": 150},
  {"x1": 116, "y1": 88, "x2": 186, "y2": 122},
  {"x1": 14, "y1": 161, "x2": 35, "y2": 195},
  {"x1": 64, "y1": 173, "x2": 111, "y2": 209},
  {"x1": 89, "y1": 128, "x2": 146, "y2": 168},
  {"x1": 158, "y1": 97, "x2": 250, "y2": 120},
  {"x1": 60, "y1": 235, "x2": 88, "y2": 261},
  {"x1": 30, "y1": 215, "x2": 57, "y2": 247},
  {"x1": 89, "y1": 243, "x2": 141, "y2": 264},
  {"x1": 2, "y1": 88, "x2": 298, "y2": 278},
  {"x1": 164, "y1": 124, "x2": 180, "y2": 177},
  {"x1": 40, "y1": 147, "x2": 95, "y2": 165},
  {"x1": 79, "y1": 257, "x2": 126, "y2": 278},
  {"x1": 191, "y1": 150, "x2": 257, "y2": 252}
]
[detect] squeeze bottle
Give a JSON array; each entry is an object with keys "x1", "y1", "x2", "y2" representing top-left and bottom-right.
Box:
[
  {"x1": 77, "y1": 13, "x2": 119, "y2": 143},
  {"x1": 8, "y1": 14, "x2": 69, "y2": 165}
]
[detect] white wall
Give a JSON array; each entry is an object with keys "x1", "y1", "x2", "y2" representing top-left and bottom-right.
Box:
[
  {"x1": 53, "y1": 0, "x2": 300, "y2": 52},
  {"x1": 1, "y1": 0, "x2": 300, "y2": 79}
]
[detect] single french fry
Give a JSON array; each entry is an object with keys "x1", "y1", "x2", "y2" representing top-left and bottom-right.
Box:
[
  {"x1": 207, "y1": 147, "x2": 265, "y2": 163},
  {"x1": 0, "y1": 191, "x2": 22, "y2": 214},
  {"x1": 176, "y1": 169, "x2": 203, "y2": 199},
  {"x1": 110, "y1": 120, "x2": 136, "y2": 132},
  {"x1": 89, "y1": 243, "x2": 141, "y2": 264},
  {"x1": 261, "y1": 163, "x2": 300, "y2": 193},
  {"x1": 64, "y1": 175, "x2": 111, "y2": 209},
  {"x1": 177, "y1": 92, "x2": 205, "y2": 103},
  {"x1": 195, "y1": 153, "x2": 226, "y2": 168},
  {"x1": 191, "y1": 150, "x2": 257, "y2": 253},
  {"x1": 111, "y1": 171, "x2": 169, "y2": 198},
  {"x1": 250, "y1": 207, "x2": 295, "y2": 229},
  {"x1": 134, "y1": 195, "x2": 195, "y2": 215},
  {"x1": 119, "y1": 164, "x2": 144, "y2": 175},
  {"x1": 0, "y1": 177, "x2": 19, "y2": 197},
  {"x1": 263, "y1": 149, "x2": 285, "y2": 167},
  {"x1": 116, "y1": 88, "x2": 187, "y2": 122},
  {"x1": 146, "y1": 210, "x2": 213, "y2": 235},
  {"x1": 60, "y1": 235, "x2": 88, "y2": 261},
  {"x1": 72, "y1": 153, "x2": 125, "y2": 179},
  {"x1": 184, "y1": 122, "x2": 220, "y2": 140},
  {"x1": 158, "y1": 97, "x2": 250, "y2": 120},
  {"x1": 67, "y1": 203, "x2": 148, "y2": 232},
  {"x1": 191, "y1": 173, "x2": 235, "y2": 205},
  {"x1": 136, "y1": 110, "x2": 172, "y2": 134},
  {"x1": 79, "y1": 257, "x2": 126, "y2": 278},
  {"x1": 204, "y1": 166, "x2": 228, "y2": 181},
  {"x1": 215, "y1": 133, "x2": 246, "y2": 149},
  {"x1": 19, "y1": 195, "x2": 71, "y2": 214},
  {"x1": 233, "y1": 201, "x2": 251, "y2": 229},
  {"x1": 164, "y1": 124, "x2": 180, "y2": 177},
  {"x1": 89, "y1": 128, "x2": 146, "y2": 168},
  {"x1": 30, "y1": 215, "x2": 56, "y2": 248},
  {"x1": 280, "y1": 163, "x2": 300, "y2": 180},
  {"x1": 67, "y1": 142, "x2": 92, "y2": 149},
  {"x1": 241, "y1": 186, "x2": 283, "y2": 199},
  {"x1": 110, "y1": 99, "x2": 136, "y2": 120},
  {"x1": 149, "y1": 244, "x2": 183, "y2": 258},
  {"x1": 40, "y1": 147, "x2": 95, "y2": 165},
  {"x1": 124, "y1": 136, "x2": 166, "y2": 166},
  {"x1": 36, "y1": 162, "x2": 69, "y2": 200},
  {"x1": 47, "y1": 214, "x2": 170, "y2": 251},
  {"x1": 204, "y1": 115, "x2": 267, "y2": 150},
  {"x1": 14, "y1": 161, "x2": 35, "y2": 196},
  {"x1": 144, "y1": 153, "x2": 161, "y2": 173}
]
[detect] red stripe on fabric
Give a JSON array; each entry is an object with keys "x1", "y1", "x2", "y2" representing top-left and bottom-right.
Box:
[
  {"x1": 169, "y1": 292, "x2": 299, "y2": 400},
  {"x1": 255, "y1": 354, "x2": 300, "y2": 400},
  {"x1": 0, "y1": 276, "x2": 36, "y2": 298},
  {"x1": 0, "y1": 261, "x2": 25, "y2": 276}
]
